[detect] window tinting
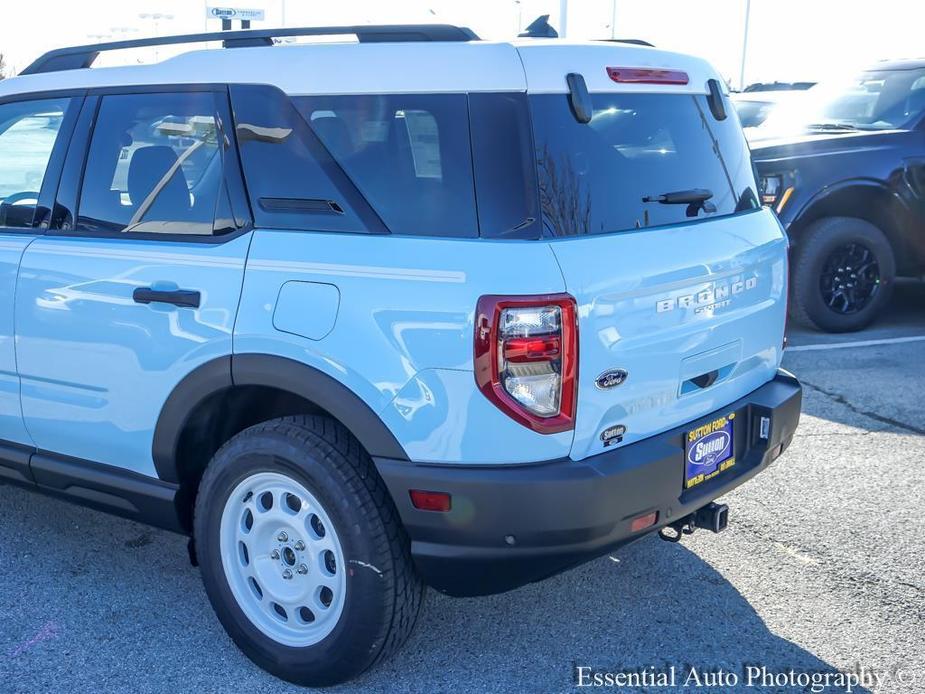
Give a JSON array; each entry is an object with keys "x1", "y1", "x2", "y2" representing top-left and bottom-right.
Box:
[
  {"x1": 0, "y1": 98, "x2": 73, "y2": 229},
  {"x1": 531, "y1": 93, "x2": 758, "y2": 237},
  {"x1": 697, "y1": 94, "x2": 760, "y2": 209},
  {"x1": 231, "y1": 84, "x2": 371, "y2": 233},
  {"x1": 78, "y1": 92, "x2": 225, "y2": 235},
  {"x1": 470, "y1": 92, "x2": 541, "y2": 239},
  {"x1": 294, "y1": 94, "x2": 478, "y2": 238}
]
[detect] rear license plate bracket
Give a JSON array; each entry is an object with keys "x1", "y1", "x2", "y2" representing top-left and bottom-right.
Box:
[{"x1": 684, "y1": 413, "x2": 736, "y2": 489}]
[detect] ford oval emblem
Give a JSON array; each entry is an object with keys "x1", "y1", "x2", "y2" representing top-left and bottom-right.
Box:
[{"x1": 595, "y1": 368, "x2": 628, "y2": 390}]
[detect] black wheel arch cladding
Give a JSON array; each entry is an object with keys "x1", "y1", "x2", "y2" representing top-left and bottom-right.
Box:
[{"x1": 152, "y1": 354, "x2": 410, "y2": 484}]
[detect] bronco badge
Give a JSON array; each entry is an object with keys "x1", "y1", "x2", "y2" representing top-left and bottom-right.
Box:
[
  {"x1": 656, "y1": 275, "x2": 758, "y2": 314},
  {"x1": 595, "y1": 368, "x2": 628, "y2": 390}
]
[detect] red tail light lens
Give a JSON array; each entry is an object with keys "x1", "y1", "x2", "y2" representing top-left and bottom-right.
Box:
[
  {"x1": 474, "y1": 294, "x2": 578, "y2": 434},
  {"x1": 606, "y1": 67, "x2": 689, "y2": 85},
  {"x1": 502, "y1": 335, "x2": 561, "y2": 363}
]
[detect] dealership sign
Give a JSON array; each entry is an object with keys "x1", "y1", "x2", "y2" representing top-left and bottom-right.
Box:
[{"x1": 206, "y1": 7, "x2": 266, "y2": 21}]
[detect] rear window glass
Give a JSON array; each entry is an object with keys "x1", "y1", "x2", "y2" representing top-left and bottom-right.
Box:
[
  {"x1": 469, "y1": 92, "x2": 541, "y2": 239},
  {"x1": 294, "y1": 94, "x2": 478, "y2": 238},
  {"x1": 531, "y1": 93, "x2": 758, "y2": 237}
]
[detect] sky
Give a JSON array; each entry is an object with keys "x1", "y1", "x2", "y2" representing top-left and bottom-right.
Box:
[{"x1": 1, "y1": 0, "x2": 923, "y2": 88}]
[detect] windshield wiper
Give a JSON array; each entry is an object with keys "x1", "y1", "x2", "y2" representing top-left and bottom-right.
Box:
[
  {"x1": 805, "y1": 122, "x2": 858, "y2": 131},
  {"x1": 643, "y1": 188, "x2": 716, "y2": 217}
]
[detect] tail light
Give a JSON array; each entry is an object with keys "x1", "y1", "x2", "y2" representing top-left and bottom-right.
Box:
[{"x1": 474, "y1": 294, "x2": 577, "y2": 434}]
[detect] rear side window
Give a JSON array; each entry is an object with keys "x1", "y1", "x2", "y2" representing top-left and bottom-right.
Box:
[
  {"x1": 0, "y1": 97, "x2": 74, "y2": 229},
  {"x1": 294, "y1": 94, "x2": 478, "y2": 238},
  {"x1": 531, "y1": 93, "x2": 758, "y2": 237},
  {"x1": 78, "y1": 92, "x2": 228, "y2": 235},
  {"x1": 231, "y1": 84, "x2": 375, "y2": 233}
]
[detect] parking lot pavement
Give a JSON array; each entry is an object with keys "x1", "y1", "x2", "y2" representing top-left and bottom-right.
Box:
[
  {"x1": 1, "y1": 311, "x2": 923, "y2": 693},
  {"x1": 787, "y1": 279, "x2": 925, "y2": 347}
]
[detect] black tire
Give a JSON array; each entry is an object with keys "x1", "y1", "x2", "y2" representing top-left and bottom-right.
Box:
[
  {"x1": 789, "y1": 216, "x2": 895, "y2": 332},
  {"x1": 194, "y1": 415, "x2": 424, "y2": 687}
]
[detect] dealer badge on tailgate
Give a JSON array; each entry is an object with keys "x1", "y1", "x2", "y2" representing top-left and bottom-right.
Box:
[{"x1": 685, "y1": 413, "x2": 736, "y2": 489}]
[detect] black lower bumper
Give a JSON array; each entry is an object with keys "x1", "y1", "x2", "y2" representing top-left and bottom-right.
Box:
[{"x1": 375, "y1": 370, "x2": 801, "y2": 597}]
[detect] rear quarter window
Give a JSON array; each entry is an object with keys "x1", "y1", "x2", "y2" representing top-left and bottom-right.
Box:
[
  {"x1": 230, "y1": 84, "x2": 375, "y2": 234},
  {"x1": 530, "y1": 93, "x2": 758, "y2": 237},
  {"x1": 294, "y1": 94, "x2": 479, "y2": 238},
  {"x1": 469, "y1": 92, "x2": 541, "y2": 239}
]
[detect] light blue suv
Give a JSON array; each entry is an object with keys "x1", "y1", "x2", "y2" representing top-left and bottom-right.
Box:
[{"x1": 0, "y1": 24, "x2": 801, "y2": 686}]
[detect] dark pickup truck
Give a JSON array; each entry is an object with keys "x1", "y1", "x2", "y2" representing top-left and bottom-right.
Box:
[{"x1": 751, "y1": 60, "x2": 925, "y2": 332}]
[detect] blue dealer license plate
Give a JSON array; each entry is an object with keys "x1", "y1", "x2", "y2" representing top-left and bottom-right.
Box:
[{"x1": 684, "y1": 413, "x2": 736, "y2": 490}]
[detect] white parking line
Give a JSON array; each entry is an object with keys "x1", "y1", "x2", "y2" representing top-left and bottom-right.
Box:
[{"x1": 786, "y1": 335, "x2": 925, "y2": 352}]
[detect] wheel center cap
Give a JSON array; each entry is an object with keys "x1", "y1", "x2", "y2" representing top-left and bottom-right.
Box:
[{"x1": 282, "y1": 546, "x2": 297, "y2": 567}]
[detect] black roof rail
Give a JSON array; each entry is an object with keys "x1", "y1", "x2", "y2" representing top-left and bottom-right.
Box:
[{"x1": 21, "y1": 24, "x2": 480, "y2": 75}]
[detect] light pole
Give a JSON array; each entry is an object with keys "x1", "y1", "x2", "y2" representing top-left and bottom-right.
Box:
[
  {"x1": 609, "y1": 0, "x2": 617, "y2": 40},
  {"x1": 559, "y1": 0, "x2": 568, "y2": 38},
  {"x1": 739, "y1": 0, "x2": 751, "y2": 91}
]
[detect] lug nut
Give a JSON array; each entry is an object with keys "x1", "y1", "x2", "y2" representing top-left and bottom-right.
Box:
[
  {"x1": 270, "y1": 549, "x2": 280, "y2": 560},
  {"x1": 278, "y1": 531, "x2": 288, "y2": 542},
  {"x1": 294, "y1": 540, "x2": 305, "y2": 551},
  {"x1": 282, "y1": 568, "x2": 293, "y2": 579},
  {"x1": 297, "y1": 564, "x2": 308, "y2": 575}
]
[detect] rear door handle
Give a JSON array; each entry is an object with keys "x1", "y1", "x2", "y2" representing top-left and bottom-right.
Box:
[{"x1": 132, "y1": 287, "x2": 201, "y2": 309}]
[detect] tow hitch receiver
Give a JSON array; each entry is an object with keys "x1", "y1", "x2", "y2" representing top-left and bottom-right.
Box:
[
  {"x1": 658, "y1": 502, "x2": 730, "y2": 542},
  {"x1": 695, "y1": 502, "x2": 729, "y2": 533}
]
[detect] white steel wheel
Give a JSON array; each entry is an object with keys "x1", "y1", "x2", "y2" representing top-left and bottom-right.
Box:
[{"x1": 219, "y1": 470, "x2": 347, "y2": 647}]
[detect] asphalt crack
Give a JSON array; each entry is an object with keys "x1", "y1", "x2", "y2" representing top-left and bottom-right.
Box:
[
  {"x1": 732, "y1": 516, "x2": 925, "y2": 619},
  {"x1": 800, "y1": 379, "x2": 925, "y2": 436}
]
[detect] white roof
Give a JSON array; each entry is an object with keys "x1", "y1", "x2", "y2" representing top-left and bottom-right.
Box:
[
  {"x1": 514, "y1": 40, "x2": 722, "y2": 95},
  {"x1": 0, "y1": 38, "x2": 722, "y2": 99}
]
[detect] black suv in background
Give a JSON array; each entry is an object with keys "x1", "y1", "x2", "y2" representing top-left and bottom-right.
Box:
[{"x1": 750, "y1": 60, "x2": 925, "y2": 332}]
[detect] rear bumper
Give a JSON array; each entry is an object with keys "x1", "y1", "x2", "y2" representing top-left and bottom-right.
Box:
[{"x1": 375, "y1": 370, "x2": 801, "y2": 597}]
